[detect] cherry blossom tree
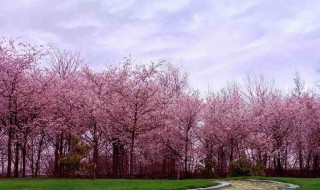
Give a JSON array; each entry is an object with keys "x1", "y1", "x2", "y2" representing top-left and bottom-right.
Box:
[{"x1": 1, "y1": 38, "x2": 320, "y2": 179}]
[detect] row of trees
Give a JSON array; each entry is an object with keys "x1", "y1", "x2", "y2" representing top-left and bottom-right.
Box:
[{"x1": 0, "y1": 39, "x2": 320, "y2": 178}]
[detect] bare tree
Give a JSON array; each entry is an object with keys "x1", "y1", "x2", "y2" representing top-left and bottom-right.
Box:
[
  {"x1": 243, "y1": 73, "x2": 275, "y2": 104},
  {"x1": 50, "y1": 49, "x2": 84, "y2": 77}
]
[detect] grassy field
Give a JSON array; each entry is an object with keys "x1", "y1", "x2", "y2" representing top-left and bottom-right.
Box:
[
  {"x1": 230, "y1": 176, "x2": 320, "y2": 190},
  {"x1": 0, "y1": 179, "x2": 215, "y2": 190},
  {"x1": 0, "y1": 177, "x2": 320, "y2": 190}
]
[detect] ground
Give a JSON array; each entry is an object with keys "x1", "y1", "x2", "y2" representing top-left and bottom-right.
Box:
[
  {"x1": 228, "y1": 177, "x2": 320, "y2": 190},
  {"x1": 223, "y1": 180, "x2": 287, "y2": 190},
  {"x1": 0, "y1": 179, "x2": 214, "y2": 190},
  {"x1": 0, "y1": 177, "x2": 319, "y2": 190}
]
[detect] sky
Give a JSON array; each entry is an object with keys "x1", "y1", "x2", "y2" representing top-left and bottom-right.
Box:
[{"x1": 1, "y1": 0, "x2": 320, "y2": 92}]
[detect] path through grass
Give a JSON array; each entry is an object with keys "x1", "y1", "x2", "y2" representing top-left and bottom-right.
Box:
[
  {"x1": 222, "y1": 180, "x2": 286, "y2": 190},
  {"x1": 228, "y1": 177, "x2": 320, "y2": 190}
]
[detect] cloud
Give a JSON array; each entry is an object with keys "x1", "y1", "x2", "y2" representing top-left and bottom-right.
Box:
[{"x1": 0, "y1": 0, "x2": 320, "y2": 93}]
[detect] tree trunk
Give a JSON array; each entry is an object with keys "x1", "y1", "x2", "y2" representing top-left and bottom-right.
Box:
[
  {"x1": 298, "y1": 148, "x2": 303, "y2": 177},
  {"x1": 105, "y1": 144, "x2": 109, "y2": 176},
  {"x1": 22, "y1": 142, "x2": 27, "y2": 178},
  {"x1": 112, "y1": 139, "x2": 120, "y2": 178},
  {"x1": 54, "y1": 134, "x2": 60, "y2": 177},
  {"x1": 276, "y1": 153, "x2": 282, "y2": 176},
  {"x1": 229, "y1": 138, "x2": 234, "y2": 162},
  {"x1": 129, "y1": 132, "x2": 135, "y2": 178},
  {"x1": 306, "y1": 153, "x2": 311, "y2": 171},
  {"x1": 6, "y1": 128, "x2": 12, "y2": 177},
  {"x1": 35, "y1": 135, "x2": 44, "y2": 178},
  {"x1": 218, "y1": 146, "x2": 226, "y2": 177},
  {"x1": 93, "y1": 141, "x2": 98, "y2": 178},
  {"x1": 59, "y1": 133, "x2": 63, "y2": 177},
  {"x1": 1, "y1": 150, "x2": 5, "y2": 177},
  {"x1": 14, "y1": 143, "x2": 20, "y2": 177},
  {"x1": 313, "y1": 155, "x2": 319, "y2": 177},
  {"x1": 92, "y1": 123, "x2": 99, "y2": 178},
  {"x1": 184, "y1": 131, "x2": 189, "y2": 177}
]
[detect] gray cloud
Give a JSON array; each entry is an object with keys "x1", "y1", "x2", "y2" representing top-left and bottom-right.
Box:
[{"x1": 1, "y1": 0, "x2": 320, "y2": 92}]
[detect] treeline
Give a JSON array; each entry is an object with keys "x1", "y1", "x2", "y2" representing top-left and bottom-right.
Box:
[{"x1": 0, "y1": 39, "x2": 320, "y2": 178}]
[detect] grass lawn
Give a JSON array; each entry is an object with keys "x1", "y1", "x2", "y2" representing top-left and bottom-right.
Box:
[
  {"x1": 228, "y1": 176, "x2": 320, "y2": 190},
  {"x1": 0, "y1": 179, "x2": 215, "y2": 190}
]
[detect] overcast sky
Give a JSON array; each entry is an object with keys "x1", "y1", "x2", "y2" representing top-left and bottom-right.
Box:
[{"x1": 1, "y1": 0, "x2": 320, "y2": 92}]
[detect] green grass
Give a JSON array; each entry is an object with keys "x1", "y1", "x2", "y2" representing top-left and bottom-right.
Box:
[
  {"x1": 227, "y1": 176, "x2": 320, "y2": 190},
  {"x1": 0, "y1": 179, "x2": 215, "y2": 190},
  {"x1": 1, "y1": 177, "x2": 320, "y2": 190}
]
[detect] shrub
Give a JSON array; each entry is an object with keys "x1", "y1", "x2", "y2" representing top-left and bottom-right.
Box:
[
  {"x1": 59, "y1": 135, "x2": 90, "y2": 177},
  {"x1": 252, "y1": 163, "x2": 266, "y2": 176},
  {"x1": 229, "y1": 158, "x2": 265, "y2": 177}
]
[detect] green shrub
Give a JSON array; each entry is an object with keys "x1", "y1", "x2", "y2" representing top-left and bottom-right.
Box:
[
  {"x1": 229, "y1": 158, "x2": 265, "y2": 177},
  {"x1": 252, "y1": 163, "x2": 266, "y2": 176},
  {"x1": 59, "y1": 135, "x2": 90, "y2": 177}
]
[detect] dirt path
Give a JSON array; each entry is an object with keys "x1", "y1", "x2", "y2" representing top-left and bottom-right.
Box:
[{"x1": 222, "y1": 180, "x2": 287, "y2": 190}]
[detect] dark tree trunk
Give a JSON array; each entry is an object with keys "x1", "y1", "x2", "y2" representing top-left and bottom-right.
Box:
[
  {"x1": 204, "y1": 153, "x2": 213, "y2": 178},
  {"x1": 1, "y1": 151, "x2": 5, "y2": 177},
  {"x1": 129, "y1": 132, "x2": 135, "y2": 178},
  {"x1": 92, "y1": 123, "x2": 99, "y2": 178},
  {"x1": 217, "y1": 146, "x2": 226, "y2": 177},
  {"x1": 313, "y1": 155, "x2": 319, "y2": 177},
  {"x1": 105, "y1": 144, "x2": 109, "y2": 176},
  {"x1": 93, "y1": 141, "x2": 98, "y2": 178},
  {"x1": 298, "y1": 148, "x2": 303, "y2": 177},
  {"x1": 112, "y1": 139, "x2": 120, "y2": 178},
  {"x1": 6, "y1": 128, "x2": 13, "y2": 177},
  {"x1": 59, "y1": 133, "x2": 63, "y2": 177},
  {"x1": 14, "y1": 143, "x2": 20, "y2": 177},
  {"x1": 306, "y1": 153, "x2": 311, "y2": 171},
  {"x1": 229, "y1": 138, "x2": 234, "y2": 162},
  {"x1": 54, "y1": 134, "x2": 60, "y2": 177},
  {"x1": 35, "y1": 135, "x2": 44, "y2": 178},
  {"x1": 184, "y1": 131, "x2": 189, "y2": 178},
  {"x1": 276, "y1": 153, "x2": 282, "y2": 176},
  {"x1": 22, "y1": 142, "x2": 27, "y2": 178}
]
